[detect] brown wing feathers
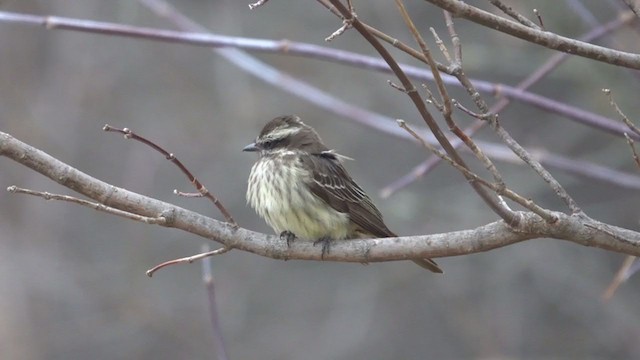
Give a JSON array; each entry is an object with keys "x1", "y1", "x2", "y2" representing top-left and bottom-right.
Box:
[
  {"x1": 306, "y1": 152, "x2": 395, "y2": 238},
  {"x1": 304, "y1": 151, "x2": 443, "y2": 274}
]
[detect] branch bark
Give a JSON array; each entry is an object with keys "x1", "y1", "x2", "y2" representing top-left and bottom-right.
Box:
[
  {"x1": 423, "y1": 0, "x2": 640, "y2": 70},
  {"x1": 3, "y1": 131, "x2": 640, "y2": 263}
]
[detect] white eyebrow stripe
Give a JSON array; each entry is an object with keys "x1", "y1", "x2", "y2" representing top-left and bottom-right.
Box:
[{"x1": 267, "y1": 127, "x2": 300, "y2": 140}]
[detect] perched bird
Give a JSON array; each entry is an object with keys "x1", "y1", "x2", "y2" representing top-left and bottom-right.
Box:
[{"x1": 243, "y1": 115, "x2": 442, "y2": 273}]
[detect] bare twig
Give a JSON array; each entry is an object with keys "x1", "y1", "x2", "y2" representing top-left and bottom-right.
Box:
[
  {"x1": 325, "y1": 18, "x2": 352, "y2": 41},
  {"x1": 201, "y1": 244, "x2": 230, "y2": 360},
  {"x1": 0, "y1": 10, "x2": 635, "y2": 141},
  {"x1": 146, "y1": 246, "x2": 232, "y2": 277},
  {"x1": 103, "y1": 124, "x2": 237, "y2": 226},
  {"x1": 533, "y1": 9, "x2": 545, "y2": 30},
  {"x1": 387, "y1": 80, "x2": 407, "y2": 92},
  {"x1": 443, "y1": 11, "x2": 462, "y2": 64},
  {"x1": 248, "y1": 0, "x2": 269, "y2": 10},
  {"x1": 423, "y1": 0, "x2": 640, "y2": 69},
  {"x1": 381, "y1": 143, "x2": 640, "y2": 197},
  {"x1": 396, "y1": 0, "x2": 508, "y2": 195},
  {"x1": 492, "y1": 123, "x2": 583, "y2": 215},
  {"x1": 397, "y1": 4, "x2": 581, "y2": 215},
  {"x1": 7, "y1": 186, "x2": 167, "y2": 224},
  {"x1": 432, "y1": 13, "x2": 583, "y2": 215},
  {"x1": 602, "y1": 255, "x2": 637, "y2": 301},
  {"x1": 625, "y1": 133, "x2": 640, "y2": 168},
  {"x1": 488, "y1": 0, "x2": 541, "y2": 29},
  {"x1": 622, "y1": 0, "x2": 640, "y2": 18},
  {"x1": 395, "y1": 0, "x2": 452, "y2": 115},
  {"x1": 422, "y1": 84, "x2": 444, "y2": 112},
  {"x1": 603, "y1": 88, "x2": 640, "y2": 136},
  {"x1": 329, "y1": 0, "x2": 517, "y2": 224},
  {"x1": 382, "y1": 11, "x2": 638, "y2": 196},
  {"x1": 0, "y1": 2, "x2": 593, "y2": 197},
  {"x1": 428, "y1": 27, "x2": 452, "y2": 64},
  {"x1": 397, "y1": 120, "x2": 557, "y2": 222}
]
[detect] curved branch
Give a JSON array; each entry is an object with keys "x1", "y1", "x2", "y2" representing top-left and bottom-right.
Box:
[
  {"x1": 423, "y1": 0, "x2": 640, "y2": 70},
  {"x1": 0, "y1": 10, "x2": 635, "y2": 140},
  {"x1": 3, "y1": 131, "x2": 640, "y2": 263}
]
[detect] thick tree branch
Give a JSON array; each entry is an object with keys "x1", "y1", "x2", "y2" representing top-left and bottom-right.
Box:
[
  {"x1": 423, "y1": 0, "x2": 640, "y2": 70},
  {"x1": 3, "y1": 131, "x2": 640, "y2": 263}
]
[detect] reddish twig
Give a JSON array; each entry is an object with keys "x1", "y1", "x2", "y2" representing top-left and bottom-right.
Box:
[
  {"x1": 103, "y1": 124, "x2": 237, "y2": 226},
  {"x1": 146, "y1": 246, "x2": 232, "y2": 277},
  {"x1": 602, "y1": 255, "x2": 637, "y2": 301}
]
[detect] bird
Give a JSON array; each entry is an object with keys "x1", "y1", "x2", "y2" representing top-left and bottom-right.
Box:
[{"x1": 243, "y1": 115, "x2": 442, "y2": 273}]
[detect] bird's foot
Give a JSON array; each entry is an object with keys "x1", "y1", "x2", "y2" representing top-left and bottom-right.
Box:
[
  {"x1": 313, "y1": 236, "x2": 333, "y2": 259},
  {"x1": 280, "y1": 231, "x2": 297, "y2": 247}
]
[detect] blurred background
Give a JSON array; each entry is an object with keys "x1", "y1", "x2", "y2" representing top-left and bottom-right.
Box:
[{"x1": 1, "y1": 0, "x2": 640, "y2": 359}]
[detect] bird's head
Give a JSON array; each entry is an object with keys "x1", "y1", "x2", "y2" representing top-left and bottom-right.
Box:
[{"x1": 243, "y1": 115, "x2": 327, "y2": 155}]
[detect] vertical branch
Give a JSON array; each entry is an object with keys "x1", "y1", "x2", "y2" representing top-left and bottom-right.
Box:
[
  {"x1": 396, "y1": 0, "x2": 507, "y2": 192},
  {"x1": 326, "y1": 0, "x2": 518, "y2": 225},
  {"x1": 201, "y1": 244, "x2": 230, "y2": 360}
]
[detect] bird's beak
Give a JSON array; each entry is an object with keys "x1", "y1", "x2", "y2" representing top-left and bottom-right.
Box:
[{"x1": 242, "y1": 142, "x2": 259, "y2": 152}]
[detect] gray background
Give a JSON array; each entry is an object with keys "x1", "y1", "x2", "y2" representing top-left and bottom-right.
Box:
[{"x1": 1, "y1": 0, "x2": 639, "y2": 359}]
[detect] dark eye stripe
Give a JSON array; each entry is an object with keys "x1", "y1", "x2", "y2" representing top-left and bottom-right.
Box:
[{"x1": 261, "y1": 138, "x2": 283, "y2": 149}]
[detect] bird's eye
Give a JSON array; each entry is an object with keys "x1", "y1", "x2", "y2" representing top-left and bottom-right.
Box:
[
  {"x1": 261, "y1": 139, "x2": 281, "y2": 149},
  {"x1": 262, "y1": 140, "x2": 273, "y2": 149}
]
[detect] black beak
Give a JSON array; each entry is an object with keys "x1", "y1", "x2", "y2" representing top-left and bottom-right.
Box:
[{"x1": 242, "y1": 142, "x2": 259, "y2": 152}]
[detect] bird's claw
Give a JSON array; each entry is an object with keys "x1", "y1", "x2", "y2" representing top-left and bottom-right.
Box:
[
  {"x1": 280, "y1": 231, "x2": 297, "y2": 247},
  {"x1": 313, "y1": 237, "x2": 333, "y2": 259}
]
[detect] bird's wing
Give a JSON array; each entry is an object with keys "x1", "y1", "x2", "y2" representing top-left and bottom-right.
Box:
[{"x1": 302, "y1": 151, "x2": 395, "y2": 238}]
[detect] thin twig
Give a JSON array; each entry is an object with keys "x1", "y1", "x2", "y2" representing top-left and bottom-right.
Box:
[
  {"x1": 397, "y1": 120, "x2": 558, "y2": 222},
  {"x1": 423, "y1": 0, "x2": 640, "y2": 70},
  {"x1": 603, "y1": 88, "x2": 640, "y2": 136},
  {"x1": 622, "y1": 0, "x2": 640, "y2": 18},
  {"x1": 381, "y1": 11, "x2": 638, "y2": 196},
  {"x1": 443, "y1": 11, "x2": 462, "y2": 64},
  {"x1": 395, "y1": 0, "x2": 452, "y2": 116},
  {"x1": 146, "y1": 246, "x2": 232, "y2": 277},
  {"x1": 533, "y1": 9, "x2": 545, "y2": 30},
  {"x1": 431, "y1": 13, "x2": 583, "y2": 215},
  {"x1": 429, "y1": 27, "x2": 452, "y2": 64},
  {"x1": 103, "y1": 124, "x2": 237, "y2": 226},
  {"x1": 325, "y1": 18, "x2": 352, "y2": 41},
  {"x1": 488, "y1": 0, "x2": 541, "y2": 29},
  {"x1": 329, "y1": 0, "x2": 518, "y2": 225},
  {"x1": 248, "y1": 0, "x2": 269, "y2": 10},
  {"x1": 315, "y1": 0, "x2": 452, "y2": 73},
  {"x1": 625, "y1": 133, "x2": 640, "y2": 168},
  {"x1": 422, "y1": 83, "x2": 444, "y2": 112},
  {"x1": 0, "y1": 9, "x2": 635, "y2": 141},
  {"x1": 201, "y1": 244, "x2": 230, "y2": 360},
  {"x1": 602, "y1": 255, "x2": 636, "y2": 301},
  {"x1": 396, "y1": 0, "x2": 508, "y2": 194},
  {"x1": 7, "y1": 186, "x2": 167, "y2": 224}
]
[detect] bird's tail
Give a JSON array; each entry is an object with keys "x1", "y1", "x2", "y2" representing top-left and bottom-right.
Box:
[
  {"x1": 412, "y1": 258, "x2": 443, "y2": 274},
  {"x1": 372, "y1": 229, "x2": 444, "y2": 274}
]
